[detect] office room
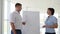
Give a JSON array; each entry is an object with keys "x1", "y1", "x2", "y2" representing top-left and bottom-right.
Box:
[{"x1": 0, "y1": 0, "x2": 60, "y2": 34}]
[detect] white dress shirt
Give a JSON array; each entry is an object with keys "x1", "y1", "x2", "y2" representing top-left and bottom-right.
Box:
[{"x1": 10, "y1": 11, "x2": 22, "y2": 29}]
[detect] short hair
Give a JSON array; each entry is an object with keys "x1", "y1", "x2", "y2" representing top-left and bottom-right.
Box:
[
  {"x1": 48, "y1": 8, "x2": 55, "y2": 15},
  {"x1": 15, "y1": 3, "x2": 22, "y2": 7}
]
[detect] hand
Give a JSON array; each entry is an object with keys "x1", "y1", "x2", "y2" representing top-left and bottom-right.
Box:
[
  {"x1": 42, "y1": 25, "x2": 46, "y2": 28},
  {"x1": 42, "y1": 25, "x2": 50, "y2": 28},
  {"x1": 14, "y1": 31, "x2": 16, "y2": 34},
  {"x1": 14, "y1": 32, "x2": 16, "y2": 34},
  {"x1": 22, "y1": 22, "x2": 26, "y2": 25}
]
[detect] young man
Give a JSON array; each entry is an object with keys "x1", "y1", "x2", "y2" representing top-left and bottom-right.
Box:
[{"x1": 10, "y1": 3, "x2": 25, "y2": 34}]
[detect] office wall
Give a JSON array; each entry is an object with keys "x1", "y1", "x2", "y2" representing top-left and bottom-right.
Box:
[{"x1": 11, "y1": 0, "x2": 60, "y2": 13}]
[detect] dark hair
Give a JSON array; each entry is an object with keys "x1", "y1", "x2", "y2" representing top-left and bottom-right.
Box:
[
  {"x1": 15, "y1": 3, "x2": 22, "y2": 7},
  {"x1": 48, "y1": 8, "x2": 55, "y2": 15}
]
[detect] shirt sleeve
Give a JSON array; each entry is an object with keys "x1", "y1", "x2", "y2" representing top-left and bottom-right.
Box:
[
  {"x1": 22, "y1": 15, "x2": 26, "y2": 22},
  {"x1": 22, "y1": 12, "x2": 27, "y2": 22},
  {"x1": 10, "y1": 13, "x2": 16, "y2": 23},
  {"x1": 53, "y1": 17, "x2": 58, "y2": 24}
]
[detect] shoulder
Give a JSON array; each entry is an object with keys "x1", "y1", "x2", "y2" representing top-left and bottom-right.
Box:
[
  {"x1": 10, "y1": 11, "x2": 17, "y2": 17},
  {"x1": 51, "y1": 16, "x2": 57, "y2": 20},
  {"x1": 11, "y1": 11, "x2": 16, "y2": 15}
]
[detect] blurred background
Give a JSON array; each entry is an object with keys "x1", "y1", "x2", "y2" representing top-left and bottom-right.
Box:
[{"x1": 0, "y1": 0, "x2": 60, "y2": 34}]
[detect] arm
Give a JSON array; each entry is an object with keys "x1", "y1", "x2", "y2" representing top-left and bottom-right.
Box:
[
  {"x1": 43, "y1": 17, "x2": 58, "y2": 28},
  {"x1": 49, "y1": 17, "x2": 58, "y2": 28},
  {"x1": 47, "y1": 23, "x2": 58, "y2": 28},
  {"x1": 10, "y1": 22, "x2": 16, "y2": 34},
  {"x1": 43, "y1": 23, "x2": 58, "y2": 28},
  {"x1": 10, "y1": 13, "x2": 16, "y2": 34}
]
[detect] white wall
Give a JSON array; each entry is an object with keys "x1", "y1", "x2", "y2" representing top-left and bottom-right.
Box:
[{"x1": 11, "y1": 0, "x2": 60, "y2": 13}]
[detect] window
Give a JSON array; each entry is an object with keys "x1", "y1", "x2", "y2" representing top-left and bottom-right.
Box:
[
  {"x1": 40, "y1": 13, "x2": 47, "y2": 34},
  {"x1": 4, "y1": 0, "x2": 8, "y2": 34},
  {"x1": 4, "y1": 0, "x2": 14, "y2": 34}
]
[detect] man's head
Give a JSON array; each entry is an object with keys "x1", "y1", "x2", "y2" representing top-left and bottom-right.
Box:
[{"x1": 15, "y1": 3, "x2": 22, "y2": 12}]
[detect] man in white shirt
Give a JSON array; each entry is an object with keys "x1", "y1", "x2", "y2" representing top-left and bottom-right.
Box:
[{"x1": 10, "y1": 3, "x2": 25, "y2": 34}]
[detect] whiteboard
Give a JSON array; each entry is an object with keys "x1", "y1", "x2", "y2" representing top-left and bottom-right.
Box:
[{"x1": 22, "y1": 11, "x2": 40, "y2": 34}]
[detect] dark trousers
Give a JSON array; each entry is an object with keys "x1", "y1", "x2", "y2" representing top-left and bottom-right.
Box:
[
  {"x1": 11, "y1": 29, "x2": 22, "y2": 34},
  {"x1": 45, "y1": 32, "x2": 56, "y2": 34}
]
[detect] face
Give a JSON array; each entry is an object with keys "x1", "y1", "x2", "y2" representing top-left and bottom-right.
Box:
[
  {"x1": 15, "y1": 5, "x2": 22, "y2": 12},
  {"x1": 47, "y1": 9, "x2": 51, "y2": 16}
]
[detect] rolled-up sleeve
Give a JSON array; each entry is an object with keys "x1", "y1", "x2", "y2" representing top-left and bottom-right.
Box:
[{"x1": 10, "y1": 13, "x2": 16, "y2": 23}]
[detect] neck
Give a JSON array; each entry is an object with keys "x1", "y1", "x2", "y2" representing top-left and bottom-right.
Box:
[
  {"x1": 49, "y1": 15, "x2": 52, "y2": 17},
  {"x1": 16, "y1": 10, "x2": 20, "y2": 14}
]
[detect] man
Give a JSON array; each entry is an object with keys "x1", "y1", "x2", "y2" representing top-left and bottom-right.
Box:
[{"x1": 10, "y1": 3, "x2": 25, "y2": 34}]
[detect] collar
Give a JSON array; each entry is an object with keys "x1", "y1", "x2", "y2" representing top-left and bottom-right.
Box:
[
  {"x1": 15, "y1": 11, "x2": 20, "y2": 14},
  {"x1": 48, "y1": 15, "x2": 53, "y2": 18}
]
